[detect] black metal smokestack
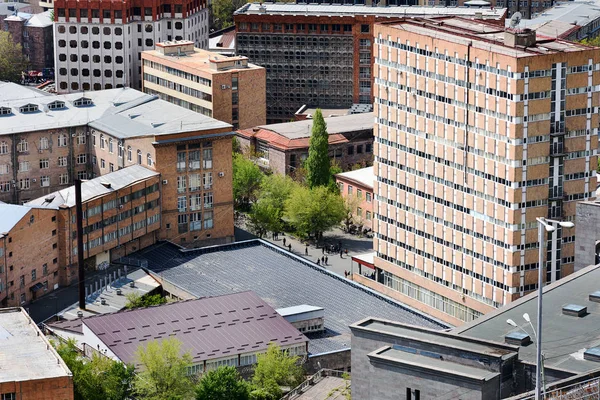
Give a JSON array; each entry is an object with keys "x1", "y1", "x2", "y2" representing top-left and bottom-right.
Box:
[{"x1": 75, "y1": 179, "x2": 85, "y2": 310}]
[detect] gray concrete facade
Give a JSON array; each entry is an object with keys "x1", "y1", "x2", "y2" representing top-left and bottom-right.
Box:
[{"x1": 575, "y1": 200, "x2": 600, "y2": 271}]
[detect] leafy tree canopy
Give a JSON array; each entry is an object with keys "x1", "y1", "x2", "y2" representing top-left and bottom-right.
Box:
[
  {"x1": 233, "y1": 153, "x2": 264, "y2": 210},
  {"x1": 251, "y1": 343, "x2": 304, "y2": 400},
  {"x1": 0, "y1": 31, "x2": 28, "y2": 83},
  {"x1": 134, "y1": 337, "x2": 194, "y2": 400},
  {"x1": 195, "y1": 366, "x2": 250, "y2": 400},
  {"x1": 125, "y1": 293, "x2": 167, "y2": 309},
  {"x1": 284, "y1": 185, "x2": 346, "y2": 239}
]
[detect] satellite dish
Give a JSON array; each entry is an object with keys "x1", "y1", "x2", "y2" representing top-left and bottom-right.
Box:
[{"x1": 510, "y1": 12, "x2": 522, "y2": 30}]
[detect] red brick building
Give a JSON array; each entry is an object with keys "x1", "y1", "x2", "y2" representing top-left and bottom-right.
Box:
[{"x1": 1, "y1": 9, "x2": 54, "y2": 71}]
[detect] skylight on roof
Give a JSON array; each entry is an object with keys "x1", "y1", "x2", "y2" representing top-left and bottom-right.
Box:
[
  {"x1": 19, "y1": 104, "x2": 38, "y2": 113},
  {"x1": 73, "y1": 97, "x2": 93, "y2": 107},
  {"x1": 0, "y1": 106, "x2": 12, "y2": 116}
]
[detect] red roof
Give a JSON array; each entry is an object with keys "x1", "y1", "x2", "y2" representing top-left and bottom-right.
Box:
[
  {"x1": 82, "y1": 291, "x2": 307, "y2": 366},
  {"x1": 237, "y1": 128, "x2": 349, "y2": 151}
]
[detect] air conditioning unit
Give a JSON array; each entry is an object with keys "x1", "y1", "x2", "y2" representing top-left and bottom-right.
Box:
[
  {"x1": 71, "y1": 133, "x2": 76, "y2": 137},
  {"x1": 32, "y1": 178, "x2": 36, "y2": 182},
  {"x1": 218, "y1": 172, "x2": 225, "y2": 177},
  {"x1": 38, "y1": 150, "x2": 43, "y2": 153},
  {"x1": 221, "y1": 84, "x2": 229, "y2": 90},
  {"x1": 162, "y1": 179, "x2": 168, "y2": 184}
]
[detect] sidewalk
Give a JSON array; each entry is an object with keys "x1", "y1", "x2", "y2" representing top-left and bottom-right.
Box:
[{"x1": 234, "y1": 225, "x2": 374, "y2": 278}]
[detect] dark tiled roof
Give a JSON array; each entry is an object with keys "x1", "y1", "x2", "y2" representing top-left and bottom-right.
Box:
[
  {"x1": 82, "y1": 291, "x2": 307, "y2": 366},
  {"x1": 125, "y1": 240, "x2": 448, "y2": 355},
  {"x1": 47, "y1": 318, "x2": 83, "y2": 333}
]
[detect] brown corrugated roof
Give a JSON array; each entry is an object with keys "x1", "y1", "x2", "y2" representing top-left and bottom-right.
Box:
[
  {"x1": 237, "y1": 128, "x2": 349, "y2": 151},
  {"x1": 82, "y1": 291, "x2": 307, "y2": 366}
]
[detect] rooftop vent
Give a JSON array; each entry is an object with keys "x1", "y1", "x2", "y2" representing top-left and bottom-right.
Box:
[
  {"x1": 562, "y1": 304, "x2": 587, "y2": 317},
  {"x1": 505, "y1": 331, "x2": 531, "y2": 346},
  {"x1": 584, "y1": 347, "x2": 600, "y2": 362},
  {"x1": 44, "y1": 195, "x2": 55, "y2": 203},
  {"x1": 101, "y1": 298, "x2": 107, "y2": 305},
  {"x1": 116, "y1": 289, "x2": 122, "y2": 295},
  {"x1": 77, "y1": 311, "x2": 84, "y2": 318},
  {"x1": 504, "y1": 29, "x2": 537, "y2": 48},
  {"x1": 130, "y1": 282, "x2": 135, "y2": 288},
  {"x1": 101, "y1": 182, "x2": 111, "y2": 189},
  {"x1": 589, "y1": 291, "x2": 600, "y2": 303}
]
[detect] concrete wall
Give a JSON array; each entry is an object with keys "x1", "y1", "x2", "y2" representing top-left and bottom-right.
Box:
[{"x1": 575, "y1": 201, "x2": 600, "y2": 271}]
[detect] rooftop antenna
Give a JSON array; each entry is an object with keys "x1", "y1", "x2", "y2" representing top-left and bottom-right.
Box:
[{"x1": 509, "y1": 11, "x2": 522, "y2": 32}]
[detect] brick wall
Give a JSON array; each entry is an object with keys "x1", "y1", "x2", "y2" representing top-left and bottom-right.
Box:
[
  {"x1": 0, "y1": 208, "x2": 60, "y2": 307},
  {"x1": 0, "y1": 376, "x2": 74, "y2": 400}
]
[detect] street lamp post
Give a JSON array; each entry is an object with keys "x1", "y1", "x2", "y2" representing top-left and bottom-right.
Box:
[{"x1": 533, "y1": 217, "x2": 574, "y2": 400}]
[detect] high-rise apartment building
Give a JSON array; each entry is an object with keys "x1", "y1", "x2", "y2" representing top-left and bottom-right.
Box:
[
  {"x1": 358, "y1": 18, "x2": 600, "y2": 326},
  {"x1": 234, "y1": 3, "x2": 506, "y2": 123},
  {"x1": 141, "y1": 40, "x2": 266, "y2": 130},
  {"x1": 52, "y1": 0, "x2": 209, "y2": 93}
]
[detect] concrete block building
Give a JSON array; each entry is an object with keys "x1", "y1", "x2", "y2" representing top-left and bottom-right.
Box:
[
  {"x1": 234, "y1": 3, "x2": 507, "y2": 123},
  {"x1": 141, "y1": 40, "x2": 266, "y2": 130},
  {"x1": 1, "y1": 9, "x2": 54, "y2": 71},
  {"x1": 237, "y1": 112, "x2": 374, "y2": 175},
  {"x1": 0, "y1": 204, "x2": 60, "y2": 306},
  {"x1": 52, "y1": 0, "x2": 209, "y2": 93},
  {"x1": 0, "y1": 307, "x2": 74, "y2": 400},
  {"x1": 362, "y1": 18, "x2": 600, "y2": 326}
]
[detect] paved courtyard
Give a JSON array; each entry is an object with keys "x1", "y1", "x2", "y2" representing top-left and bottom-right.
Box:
[{"x1": 235, "y1": 224, "x2": 374, "y2": 278}]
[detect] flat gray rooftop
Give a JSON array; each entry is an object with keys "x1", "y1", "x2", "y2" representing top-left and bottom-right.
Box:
[
  {"x1": 0, "y1": 308, "x2": 71, "y2": 382},
  {"x1": 359, "y1": 319, "x2": 515, "y2": 359},
  {"x1": 371, "y1": 347, "x2": 500, "y2": 381},
  {"x1": 258, "y1": 112, "x2": 374, "y2": 139},
  {"x1": 125, "y1": 240, "x2": 448, "y2": 355},
  {"x1": 236, "y1": 2, "x2": 506, "y2": 18},
  {"x1": 454, "y1": 264, "x2": 600, "y2": 374}
]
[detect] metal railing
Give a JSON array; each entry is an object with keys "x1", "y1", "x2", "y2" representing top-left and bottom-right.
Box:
[
  {"x1": 519, "y1": 376, "x2": 600, "y2": 400},
  {"x1": 280, "y1": 369, "x2": 349, "y2": 400}
]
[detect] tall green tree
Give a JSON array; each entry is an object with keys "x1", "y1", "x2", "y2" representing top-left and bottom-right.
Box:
[
  {"x1": 247, "y1": 174, "x2": 297, "y2": 237},
  {"x1": 251, "y1": 343, "x2": 304, "y2": 400},
  {"x1": 305, "y1": 109, "x2": 331, "y2": 188},
  {"x1": 0, "y1": 31, "x2": 28, "y2": 83},
  {"x1": 195, "y1": 366, "x2": 250, "y2": 400},
  {"x1": 54, "y1": 338, "x2": 135, "y2": 400},
  {"x1": 284, "y1": 185, "x2": 346, "y2": 239},
  {"x1": 133, "y1": 338, "x2": 194, "y2": 400},
  {"x1": 233, "y1": 153, "x2": 264, "y2": 210}
]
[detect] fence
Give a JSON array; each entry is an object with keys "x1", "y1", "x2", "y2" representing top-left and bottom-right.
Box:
[
  {"x1": 280, "y1": 369, "x2": 349, "y2": 400},
  {"x1": 518, "y1": 377, "x2": 600, "y2": 400}
]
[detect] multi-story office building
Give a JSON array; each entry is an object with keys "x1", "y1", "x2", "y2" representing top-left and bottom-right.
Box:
[
  {"x1": 26, "y1": 165, "x2": 161, "y2": 288},
  {"x1": 0, "y1": 82, "x2": 235, "y2": 250},
  {"x1": 141, "y1": 40, "x2": 266, "y2": 129},
  {"x1": 52, "y1": 0, "x2": 209, "y2": 93},
  {"x1": 234, "y1": 3, "x2": 506, "y2": 123},
  {"x1": 360, "y1": 18, "x2": 600, "y2": 326}
]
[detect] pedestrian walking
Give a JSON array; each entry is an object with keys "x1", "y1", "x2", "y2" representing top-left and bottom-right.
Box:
[
  {"x1": 305, "y1": 247, "x2": 309, "y2": 256},
  {"x1": 325, "y1": 256, "x2": 328, "y2": 265},
  {"x1": 321, "y1": 256, "x2": 325, "y2": 264},
  {"x1": 288, "y1": 244, "x2": 292, "y2": 252},
  {"x1": 345, "y1": 249, "x2": 348, "y2": 256},
  {"x1": 344, "y1": 271, "x2": 347, "y2": 278},
  {"x1": 340, "y1": 250, "x2": 343, "y2": 258},
  {"x1": 317, "y1": 259, "x2": 321, "y2": 266},
  {"x1": 283, "y1": 238, "x2": 286, "y2": 246},
  {"x1": 322, "y1": 247, "x2": 325, "y2": 255}
]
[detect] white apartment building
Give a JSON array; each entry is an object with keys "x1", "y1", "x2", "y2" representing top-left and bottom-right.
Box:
[{"x1": 53, "y1": 0, "x2": 209, "y2": 93}]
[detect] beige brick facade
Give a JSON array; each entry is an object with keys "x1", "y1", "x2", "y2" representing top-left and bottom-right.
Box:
[
  {"x1": 141, "y1": 42, "x2": 266, "y2": 130},
  {"x1": 366, "y1": 18, "x2": 600, "y2": 326}
]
